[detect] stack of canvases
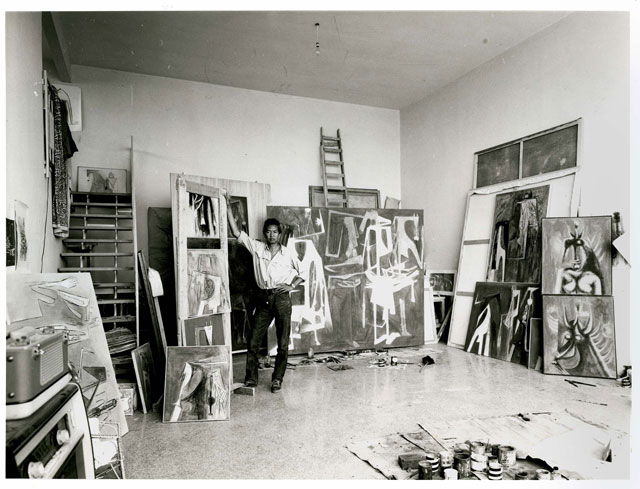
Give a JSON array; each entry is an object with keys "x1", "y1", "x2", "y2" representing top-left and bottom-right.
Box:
[
  {"x1": 463, "y1": 186, "x2": 549, "y2": 369},
  {"x1": 540, "y1": 217, "x2": 616, "y2": 379},
  {"x1": 163, "y1": 175, "x2": 232, "y2": 423}
]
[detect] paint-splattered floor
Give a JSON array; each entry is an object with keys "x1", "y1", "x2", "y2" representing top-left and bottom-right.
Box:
[{"x1": 120, "y1": 343, "x2": 631, "y2": 479}]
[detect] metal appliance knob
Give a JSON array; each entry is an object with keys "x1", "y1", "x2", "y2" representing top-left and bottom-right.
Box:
[
  {"x1": 28, "y1": 461, "x2": 46, "y2": 478},
  {"x1": 56, "y1": 429, "x2": 70, "y2": 445}
]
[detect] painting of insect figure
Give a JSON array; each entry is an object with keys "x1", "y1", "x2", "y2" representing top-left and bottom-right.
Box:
[{"x1": 543, "y1": 295, "x2": 616, "y2": 379}]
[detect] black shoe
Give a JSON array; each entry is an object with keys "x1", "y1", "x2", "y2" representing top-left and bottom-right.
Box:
[
  {"x1": 271, "y1": 379, "x2": 282, "y2": 393},
  {"x1": 244, "y1": 380, "x2": 257, "y2": 388}
]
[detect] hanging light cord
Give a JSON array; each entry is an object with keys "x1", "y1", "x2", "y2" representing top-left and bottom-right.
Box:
[{"x1": 315, "y1": 23, "x2": 320, "y2": 55}]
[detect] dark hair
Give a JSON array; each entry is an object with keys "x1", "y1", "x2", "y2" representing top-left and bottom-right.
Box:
[{"x1": 263, "y1": 218, "x2": 282, "y2": 236}]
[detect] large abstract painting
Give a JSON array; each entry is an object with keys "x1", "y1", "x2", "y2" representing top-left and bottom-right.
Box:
[
  {"x1": 541, "y1": 216, "x2": 612, "y2": 295},
  {"x1": 6, "y1": 273, "x2": 128, "y2": 435},
  {"x1": 486, "y1": 185, "x2": 549, "y2": 283},
  {"x1": 187, "y1": 250, "x2": 230, "y2": 317},
  {"x1": 464, "y1": 282, "x2": 541, "y2": 367},
  {"x1": 542, "y1": 295, "x2": 616, "y2": 379},
  {"x1": 266, "y1": 206, "x2": 424, "y2": 354},
  {"x1": 163, "y1": 346, "x2": 230, "y2": 423}
]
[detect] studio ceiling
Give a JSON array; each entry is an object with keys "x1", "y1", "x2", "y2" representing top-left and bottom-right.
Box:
[{"x1": 49, "y1": 10, "x2": 571, "y2": 109}]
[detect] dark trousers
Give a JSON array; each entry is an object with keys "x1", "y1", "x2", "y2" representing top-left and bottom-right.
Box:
[{"x1": 245, "y1": 290, "x2": 292, "y2": 384}]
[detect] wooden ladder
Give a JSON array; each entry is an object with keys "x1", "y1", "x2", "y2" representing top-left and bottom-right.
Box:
[{"x1": 320, "y1": 127, "x2": 349, "y2": 207}]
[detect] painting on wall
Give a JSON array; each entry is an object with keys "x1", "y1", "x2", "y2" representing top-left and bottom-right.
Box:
[
  {"x1": 266, "y1": 206, "x2": 424, "y2": 355},
  {"x1": 486, "y1": 185, "x2": 550, "y2": 283},
  {"x1": 542, "y1": 295, "x2": 616, "y2": 379},
  {"x1": 187, "y1": 250, "x2": 230, "y2": 317},
  {"x1": 464, "y1": 282, "x2": 541, "y2": 367},
  {"x1": 132, "y1": 343, "x2": 157, "y2": 414},
  {"x1": 6, "y1": 273, "x2": 128, "y2": 435},
  {"x1": 186, "y1": 191, "x2": 220, "y2": 247},
  {"x1": 163, "y1": 346, "x2": 230, "y2": 423},
  {"x1": 541, "y1": 216, "x2": 612, "y2": 295},
  {"x1": 15, "y1": 200, "x2": 28, "y2": 271},
  {"x1": 183, "y1": 314, "x2": 225, "y2": 346},
  {"x1": 475, "y1": 143, "x2": 520, "y2": 188},
  {"x1": 228, "y1": 195, "x2": 249, "y2": 237},
  {"x1": 522, "y1": 124, "x2": 578, "y2": 178},
  {"x1": 77, "y1": 167, "x2": 128, "y2": 193},
  {"x1": 426, "y1": 269, "x2": 456, "y2": 296},
  {"x1": 6, "y1": 217, "x2": 16, "y2": 267}
]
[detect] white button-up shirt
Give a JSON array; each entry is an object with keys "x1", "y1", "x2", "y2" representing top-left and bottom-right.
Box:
[{"x1": 237, "y1": 231, "x2": 306, "y2": 289}]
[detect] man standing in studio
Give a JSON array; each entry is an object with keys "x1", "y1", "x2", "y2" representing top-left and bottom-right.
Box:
[{"x1": 224, "y1": 191, "x2": 305, "y2": 393}]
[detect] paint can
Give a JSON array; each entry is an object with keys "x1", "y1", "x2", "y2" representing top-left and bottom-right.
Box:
[
  {"x1": 470, "y1": 453, "x2": 487, "y2": 472},
  {"x1": 439, "y1": 450, "x2": 453, "y2": 466},
  {"x1": 470, "y1": 441, "x2": 486, "y2": 455},
  {"x1": 488, "y1": 461, "x2": 503, "y2": 480},
  {"x1": 536, "y1": 469, "x2": 551, "y2": 480},
  {"x1": 443, "y1": 468, "x2": 458, "y2": 480},
  {"x1": 453, "y1": 453, "x2": 471, "y2": 478},
  {"x1": 390, "y1": 356, "x2": 398, "y2": 366},
  {"x1": 307, "y1": 348, "x2": 314, "y2": 359},
  {"x1": 498, "y1": 445, "x2": 516, "y2": 467},
  {"x1": 515, "y1": 471, "x2": 530, "y2": 480},
  {"x1": 418, "y1": 460, "x2": 432, "y2": 480}
]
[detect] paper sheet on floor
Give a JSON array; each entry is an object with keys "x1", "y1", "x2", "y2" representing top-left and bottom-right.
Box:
[
  {"x1": 418, "y1": 410, "x2": 629, "y2": 479},
  {"x1": 346, "y1": 433, "x2": 424, "y2": 480}
]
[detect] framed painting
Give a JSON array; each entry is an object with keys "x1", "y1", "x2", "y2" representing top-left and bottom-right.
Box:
[
  {"x1": 426, "y1": 269, "x2": 456, "y2": 296},
  {"x1": 308, "y1": 186, "x2": 380, "y2": 208},
  {"x1": 163, "y1": 346, "x2": 231, "y2": 423},
  {"x1": 227, "y1": 195, "x2": 249, "y2": 238},
  {"x1": 183, "y1": 314, "x2": 225, "y2": 346},
  {"x1": 474, "y1": 142, "x2": 520, "y2": 188},
  {"x1": 6, "y1": 218, "x2": 16, "y2": 267},
  {"x1": 132, "y1": 343, "x2": 157, "y2": 414},
  {"x1": 541, "y1": 216, "x2": 612, "y2": 295},
  {"x1": 186, "y1": 250, "x2": 231, "y2": 317},
  {"x1": 542, "y1": 295, "x2": 616, "y2": 379},
  {"x1": 77, "y1": 166, "x2": 128, "y2": 193}
]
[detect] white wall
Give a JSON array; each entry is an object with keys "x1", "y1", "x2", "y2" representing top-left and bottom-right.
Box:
[
  {"x1": 5, "y1": 12, "x2": 65, "y2": 273},
  {"x1": 400, "y1": 12, "x2": 630, "y2": 370},
  {"x1": 66, "y1": 65, "x2": 401, "y2": 256}
]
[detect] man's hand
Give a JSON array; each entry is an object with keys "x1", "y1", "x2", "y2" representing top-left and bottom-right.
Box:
[{"x1": 275, "y1": 284, "x2": 296, "y2": 293}]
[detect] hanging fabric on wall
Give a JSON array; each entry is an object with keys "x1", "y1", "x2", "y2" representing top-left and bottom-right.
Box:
[{"x1": 50, "y1": 84, "x2": 78, "y2": 238}]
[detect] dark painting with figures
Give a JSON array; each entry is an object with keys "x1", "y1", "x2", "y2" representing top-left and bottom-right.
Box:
[
  {"x1": 6, "y1": 218, "x2": 16, "y2": 267},
  {"x1": 486, "y1": 185, "x2": 549, "y2": 283},
  {"x1": 522, "y1": 124, "x2": 578, "y2": 178},
  {"x1": 542, "y1": 295, "x2": 616, "y2": 379},
  {"x1": 541, "y1": 216, "x2": 612, "y2": 295},
  {"x1": 464, "y1": 282, "x2": 541, "y2": 367},
  {"x1": 266, "y1": 206, "x2": 424, "y2": 355},
  {"x1": 475, "y1": 143, "x2": 520, "y2": 188}
]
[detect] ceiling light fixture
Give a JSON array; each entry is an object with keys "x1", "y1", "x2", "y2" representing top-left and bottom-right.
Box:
[{"x1": 315, "y1": 23, "x2": 320, "y2": 56}]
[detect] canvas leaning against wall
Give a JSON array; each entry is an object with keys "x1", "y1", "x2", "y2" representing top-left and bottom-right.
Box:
[
  {"x1": 266, "y1": 206, "x2": 424, "y2": 355},
  {"x1": 541, "y1": 216, "x2": 612, "y2": 295},
  {"x1": 163, "y1": 346, "x2": 231, "y2": 423},
  {"x1": 542, "y1": 295, "x2": 616, "y2": 379},
  {"x1": 486, "y1": 185, "x2": 550, "y2": 283},
  {"x1": 464, "y1": 282, "x2": 541, "y2": 367}
]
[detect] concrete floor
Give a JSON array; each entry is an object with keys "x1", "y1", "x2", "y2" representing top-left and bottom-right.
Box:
[{"x1": 120, "y1": 343, "x2": 631, "y2": 479}]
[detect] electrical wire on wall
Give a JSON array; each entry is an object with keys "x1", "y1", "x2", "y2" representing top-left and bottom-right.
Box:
[{"x1": 41, "y1": 175, "x2": 50, "y2": 273}]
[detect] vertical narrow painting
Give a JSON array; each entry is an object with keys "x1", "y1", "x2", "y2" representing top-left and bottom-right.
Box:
[
  {"x1": 541, "y1": 217, "x2": 612, "y2": 295},
  {"x1": 528, "y1": 318, "x2": 543, "y2": 371},
  {"x1": 486, "y1": 185, "x2": 549, "y2": 283},
  {"x1": 163, "y1": 346, "x2": 230, "y2": 423},
  {"x1": 6, "y1": 273, "x2": 128, "y2": 435},
  {"x1": 15, "y1": 200, "x2": 28, "y2": 271},
  {"x1": 77, "y1": 167, "x2": 128, "y2": 193},
  {"x1": 542, "y1": 296, "x2": 616, "y2": 379},
  {"x1": 228, "y1": 196, "x2": 249, "y2": 237},
  {"x1": 475, "y1": 142, "x2": 520, "y2": 188},
  {"x1": 6, "y1": 218, "x2": 16, "y2": 267},
  {"x1": 187, "y1": 191, "x2": 220, "y2": 242},
  {"x1": 522, "y1": 124, "x2": 578, "y2": 178},
  {"x1": 183, "y1": 314, "x2": 225, "y2": 346},
  {"x1": 132, "y1": 343, "x2": 156, "y2": 414},
  {"x1": 464, "y1": 282, "x2": 541, "y2": 367},
  {"x1": 266, "y1": 206, "x2": 424, "y2": 355},
  {"x1": 187, "y1": 250, "x2": 230, "y2": 316}
]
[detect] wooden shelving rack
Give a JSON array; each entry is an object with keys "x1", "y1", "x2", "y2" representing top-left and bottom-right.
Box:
[{"x1": 60, "y1": 190, "x2": 139, "y2": 376}]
